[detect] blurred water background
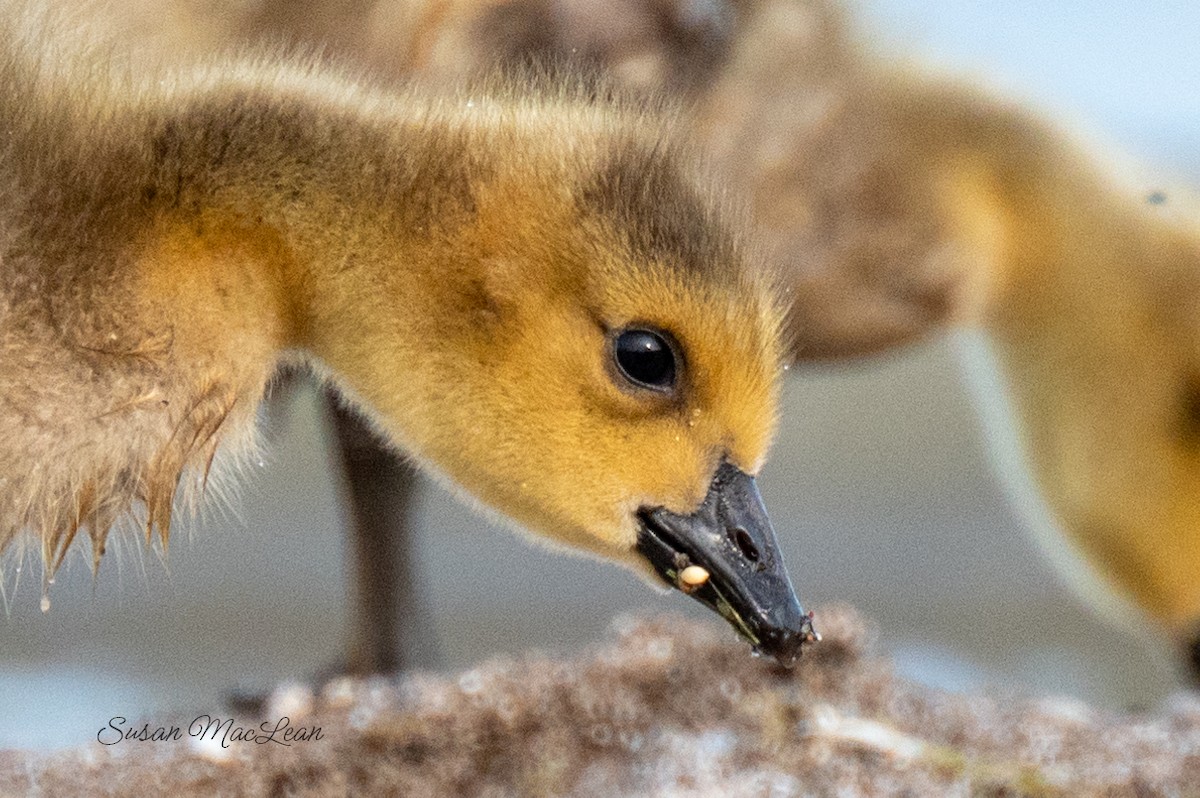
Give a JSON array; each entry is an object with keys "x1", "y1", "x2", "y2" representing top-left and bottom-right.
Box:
[{"x1": 2, "y1": 0, "x2": 1197, "y2": 749}]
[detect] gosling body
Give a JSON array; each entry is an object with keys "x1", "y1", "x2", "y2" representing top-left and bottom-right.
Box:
[{"x1": 0, "y1": 6, "x2": 809, "y2": 660}]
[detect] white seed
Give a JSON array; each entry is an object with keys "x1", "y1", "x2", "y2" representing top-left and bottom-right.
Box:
[{"x1": 680, "y1": 565, "x2": 710, "y2": 587}]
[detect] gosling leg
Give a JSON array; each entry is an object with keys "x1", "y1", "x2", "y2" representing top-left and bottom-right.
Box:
[
  {"x1": 1187, "y1": 628, "x2": 1200, "y2": 685},
  {"x1": 328, "y1": 391, "x2": 435, "y2": 675}
]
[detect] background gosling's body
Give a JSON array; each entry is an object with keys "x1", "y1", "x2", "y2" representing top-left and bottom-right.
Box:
[{"x1": 0, "y1": 14, "x2": 786, "y2": 622}]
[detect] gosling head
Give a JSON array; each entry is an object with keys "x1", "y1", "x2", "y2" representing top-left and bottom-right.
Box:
[{"x1": 315, "y1": 100, "x2": 816, "y2": 662}]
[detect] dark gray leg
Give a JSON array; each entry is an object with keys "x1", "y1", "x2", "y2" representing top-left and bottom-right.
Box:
[
  {"x1": 1187, "y1": 629, "x2": 1200, "y2": 685},
  {"x1": 327, "y1": 390, "x2": 436, "y2": 675},
  {"x1": 226, "y1": 381, "x2": 432, "y2": 714}
]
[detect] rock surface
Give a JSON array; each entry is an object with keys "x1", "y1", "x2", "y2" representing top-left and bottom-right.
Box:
[{"x1": 3, "y1": 605, "x2": 1198, "y2": 797}]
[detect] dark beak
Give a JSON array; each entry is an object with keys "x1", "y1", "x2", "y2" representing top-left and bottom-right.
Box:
[{"x1": 636, "y1": 460, "x2": 818, "y2": 665}]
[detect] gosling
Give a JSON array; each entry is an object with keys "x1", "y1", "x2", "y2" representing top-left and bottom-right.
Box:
[{"x1": 0, "y1": 9, "x2": 816, "y2": 662}]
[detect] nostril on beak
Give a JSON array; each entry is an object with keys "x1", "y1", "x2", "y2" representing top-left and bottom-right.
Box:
[{"x1": 732, "y1": 527, "x2": 760, "y2": 562}]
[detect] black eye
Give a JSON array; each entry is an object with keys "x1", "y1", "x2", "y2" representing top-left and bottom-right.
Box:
[{"x1": 613, "y1": 328, "x2": 677, "y2": 391}]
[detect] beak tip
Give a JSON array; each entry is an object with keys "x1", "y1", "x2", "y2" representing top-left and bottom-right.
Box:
[{"x1": 757, "y1": 610, "x2": 819, "y2": 667}]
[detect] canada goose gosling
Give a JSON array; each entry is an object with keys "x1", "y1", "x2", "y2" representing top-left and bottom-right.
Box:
[{"x1": 0, "y1": 24, "x2": 815, "y2": 661}]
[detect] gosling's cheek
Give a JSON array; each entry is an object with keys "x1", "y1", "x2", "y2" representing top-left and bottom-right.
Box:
[{"x1": 607, "y1": 516, "x2": 641, "y2": 550}]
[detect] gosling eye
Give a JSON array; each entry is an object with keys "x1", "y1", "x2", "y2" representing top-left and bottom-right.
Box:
[{"x1": 612, "y1": 328, "x2": 678, "y2": 393}]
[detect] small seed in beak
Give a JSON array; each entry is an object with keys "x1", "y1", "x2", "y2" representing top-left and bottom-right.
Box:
[{"x1": 679, "y1": 565, "x2": 710, "y2": 588}]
